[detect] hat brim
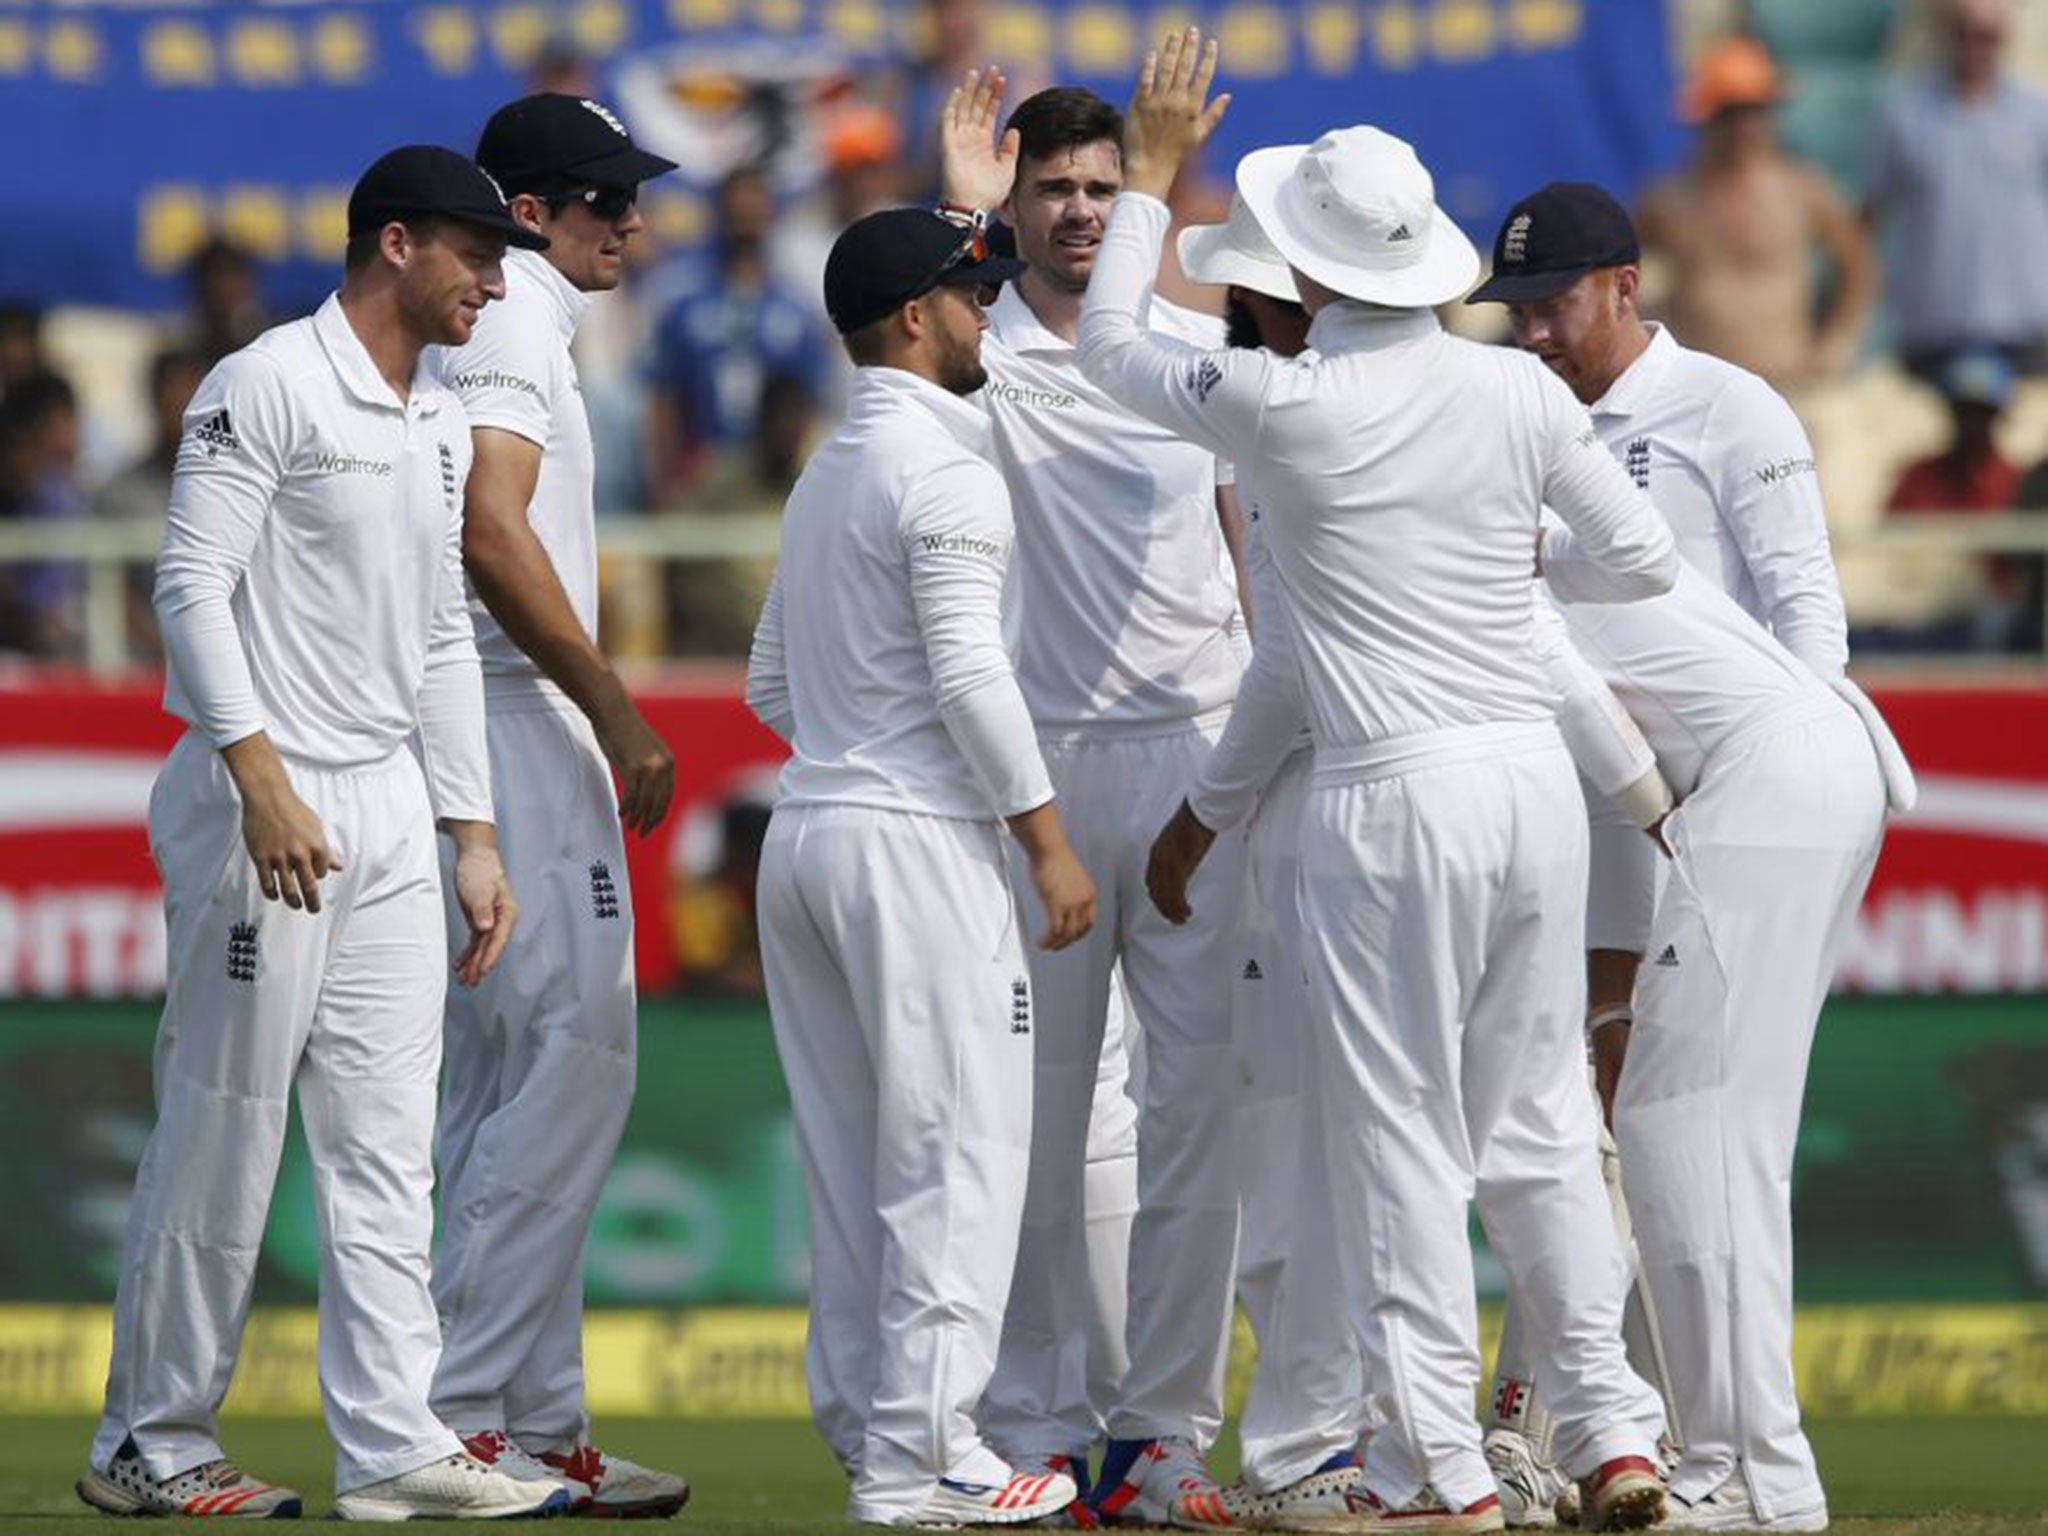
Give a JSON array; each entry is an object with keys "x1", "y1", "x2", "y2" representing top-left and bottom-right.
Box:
[
  {"x1": 1236, "y1": 144, "x2": 1480, "y2": 309},
  {"x1": 568, "y1": 144, "x2": 681, "y2": 186},
  {"x1": 461, "y1": 209, "x2": 552, "y2": 251},
  {"x1": 1178, "y1": 221, "x2": 1299, "y2": 302},
  {"x1": 1465, "y1": 264, "x2": 1593, "y2": 305},
  {"x1": 936, "y1": 254, "x2": 1027, "y2": 290}
]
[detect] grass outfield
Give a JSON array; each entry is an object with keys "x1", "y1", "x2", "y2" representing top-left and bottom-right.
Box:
[{"x1": 0, "y1": 1418, "x2": 2038, "y2": 1534}]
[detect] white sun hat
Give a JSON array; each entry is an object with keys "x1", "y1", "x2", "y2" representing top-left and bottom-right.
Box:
[
  {"x1": 1177, "y1": 190, "x2": 1299, "y2": 303},
  {"x1": 1236, "y1": 126, "x2": 1480, "y2": 309}
]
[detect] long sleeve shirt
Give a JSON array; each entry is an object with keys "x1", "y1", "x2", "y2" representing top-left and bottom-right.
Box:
[
  {"x1": 1587, "y1": 323, "x2": 1847, "y2": 677},
  {"x1": 746, "y1": 365, "x2": 1053, "y2": 822},
  {"x1": 1076, "y1": 192, "x2": 1677, "y2": 768},
  {"x1": 154, "y1": 293, "x2": 490, "y2": 823}
]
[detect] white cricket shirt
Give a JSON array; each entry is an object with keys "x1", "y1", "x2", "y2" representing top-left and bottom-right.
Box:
[
  {"x1": 746, "y1": 366, "x2": 1054, "y2": 823},
  {"x1": 154, "y1": 294, "x2": 490, "y2": 822},
  {"x1": 980, "y1": 282, "x2": 1243, "y2": 736},
  {"x1": 429, "y1": 247, "x2": 598, "y2": 706},
  {"x1": 1588, "y1": 323, "x2": 1847, "y2": 677},
  {"x1": 1077, "y1": 193, "x2": 1678, "y2": 768}
]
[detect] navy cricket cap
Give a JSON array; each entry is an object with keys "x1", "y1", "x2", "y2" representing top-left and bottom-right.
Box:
[
  {"x1": 477, "y1": 93, "x2": 678, "y2": 194},
  {"x1": 348, "y1": 145, "x2": 550, "y2": 250},
  {"x1": 824, "y1": 210, "x2": 1025, "y2": 336},
  {"x1": 1467, "y1": 182, "x2": 1640, "y2": 304}
]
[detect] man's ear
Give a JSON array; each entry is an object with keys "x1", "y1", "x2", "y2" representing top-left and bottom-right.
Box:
[
  {"x1": 509, "y1": 192, "x2": 549, "y2": 237},
  {"x1": 1613, "y1": 263, "x2": 1642, "y2": 313},
  {"x1": 900, "y1": 294, "x2": 931, "y2": 345}
]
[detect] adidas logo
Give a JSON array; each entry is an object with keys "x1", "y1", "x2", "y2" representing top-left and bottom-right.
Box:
[
  {"x1": 1654, "y1": 944, "x2": 1679, "y2": 968},
  {"x1": 192, "y1": 409, "x2": 239, "y2": 456},
  {"x1": 1241, "y1": 958, "x2": 1263, "y2": 981},
  {"x1": 1386, "y1": 223, "x2": 1415, "y2": 243}
]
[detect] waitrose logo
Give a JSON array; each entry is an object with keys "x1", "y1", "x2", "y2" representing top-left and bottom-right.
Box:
[{"x1": 310, "y1": 452, "x2": 393, "y2": 477}]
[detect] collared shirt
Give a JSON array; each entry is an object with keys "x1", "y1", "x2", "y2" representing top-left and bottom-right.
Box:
[
  {"x1": 154, "y1": 294, "x2": 490, "y2": 821},
  {"x1": 1589, "y1": 323, "x2": 1848, "y2": 677},
  {"x1": 1869, "y1": 73, "x2": 2048, "y2": 349},
  {"x1": 430, "y1": 247, "x2": 596, "y2": 706},
  {"x1": 746, "y1": 366, "x2": 1053, "y2": 822},
  {"x1": 980, "y1": 281, "x2": 1242, "y2": 736},
  {"x1": 1076, "y1": 193, "x2": 1677, "y2": 758}
]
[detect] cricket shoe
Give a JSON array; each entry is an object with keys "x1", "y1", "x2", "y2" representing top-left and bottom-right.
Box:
[
  {"x1": 1218, "y1": 1450, "x2": 1363, "y2": 1530},
  {"x1": 462, "y1": 1431, "x2": 587, "y2": 1510},
  {"x1": 1020, "y1": 1454, "x2": 1099, "y2": 1528},
  {"x1": 1483, "y1": 1429, "x2": 1570, "y2": 1529},
  {"x1": 1576, "y1": 1459, "x2": 1664, "y2": 1532},
  {"x1": 1095, "y1": 1438, "x2": 1240, "y2": 1529},
  {"x1": 912, "y1": 1468, "x2": 1080, "y2": 1528},
  {"x1": 330, "y1": 1451, "x2": 575, "y2": 1521},
  {"x1": 1664, "y1": 1475, "x2": 1825, "y2": 1533},
  {"x1": 536, "y1": 1443, "x2": 691, "y2": 1519},
  {"x1": 77, "y1": 1437, "x2": 302, "y2": 1518},
  {"x1": 1337, "y1": 1485, "x2": 1505, "y2": 1534}
]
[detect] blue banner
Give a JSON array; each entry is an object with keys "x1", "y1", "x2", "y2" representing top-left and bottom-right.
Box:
[{"x1": 1, "y1": 0, "x2": 1683, "y2": 312}]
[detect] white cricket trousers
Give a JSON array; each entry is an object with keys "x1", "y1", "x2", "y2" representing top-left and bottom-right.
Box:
[
  {"x1": 432, "y1": 699, "x2": 637, "y2": 1447},
  {"x1": 985, "y1": 725, "x2": 1244, "y2": 1460},
  {"x1": 1616, "y1": 702, "x2": 1884, "y2": 1523},
  {"x1": 758, "y1": 803, "x2": 1035, "y2": 1525},
  {"x1": 1232, "y1": 747, "x2": 1369, "y2": 1491},
  {"x1": 1300, "y1": 725, "x2": 1665, "y2": 1510},
  {"x1": 94, "y1": 732, "x2": 461, "y2": 1494}
]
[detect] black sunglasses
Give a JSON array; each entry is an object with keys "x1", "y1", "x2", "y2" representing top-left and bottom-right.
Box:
[{"x1": 549, "y1": 184, "x2": 637, "y2": 221}]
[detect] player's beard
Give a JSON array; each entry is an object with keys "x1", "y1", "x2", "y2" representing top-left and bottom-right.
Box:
[
  {"x1": 1225, "y1": 295, "x2": 1262, "y2": 351},
  {"x1": 935, "y1": 320, "x2": 988, "y2": 397}
]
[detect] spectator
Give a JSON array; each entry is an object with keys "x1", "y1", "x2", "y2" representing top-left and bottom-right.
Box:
[
  {"x1": 1868, "y1": 0, "x2": 2048, "y2": 382},
  {"x1": 665, "y1": 371, "x2": 817, "y2": 656},
  {"x1": 1887, "y1": 349, "x2": 2034, "y2": 651},
  {"x1": 645, "y1": 165, "x2": 828, "y2": 502},
  {"x1": 1638, "y1": 36, "x2": 1875, "y2": 389},
  {"x1": 672, "y1": 798, "x2": 772, "y2": 996},
  {"x1": 92, "y1": 345, "x2": 211, "y2": 662},
  {"x1": 0, "y1": 303, "x2": 45, "y2": 395},
  {"x1": 185, "y1": 237, "x2": 270, "y2": 362},
  {"x1": 778, "y1": 102, "x2": 907, "y2": 328},
  {"x1": 0, "y1": 370, "x2": 86, "y2": 659}
]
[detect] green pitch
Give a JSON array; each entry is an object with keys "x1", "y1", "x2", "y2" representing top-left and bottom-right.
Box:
[{"x1": 0, "y1": 1416, "x2": 2037, "y2": 1533}]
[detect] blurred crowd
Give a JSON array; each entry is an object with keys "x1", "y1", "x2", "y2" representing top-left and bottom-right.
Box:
[{"x1": 3, "y1": 0, "x2": 2045, "y2": 666}]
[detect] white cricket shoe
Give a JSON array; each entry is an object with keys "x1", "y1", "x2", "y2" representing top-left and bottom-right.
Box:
[
  {"x1": 912, "y1": 1468, "x2": 1080, "y2": 1528},
  {"x1": 1340, "y1": 1485, "x2": 1506, "y2": 1534},
  {"x1": 536, "y1": 1442, "x2": 691, "y2": 1518},
  {"x1": 77, "y1": 1438, "x2": 302, "y2": 1518},
  {"x1": 461, "y1": 1430, "x2": 581, "y2": 1506},
  {"x1": 1218, "y1": 1453, "x2": 1363, "y2": 1530},
  {"x1": 1096, "y1": 1438, "x2": 1241, "y2": 1529},
  {"x1": 1665, "y1": 1475, "x2": 1826, "y2": 1532},
  {"x1": 1577, "y1": 1458, "x2": 1664, "y2": 1533},
  {"x1": 1483, "y1": 1429, "x2": 1571, "y2": 1529},
  {"x1": 330, "y1": 1450, "x2": 574, "y2": 1521}
]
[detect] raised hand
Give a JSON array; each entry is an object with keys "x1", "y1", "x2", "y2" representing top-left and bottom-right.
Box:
[
  {"x1": 1123, "y1": 27, "x2": 1231, "y2": 201},
  {"x1": 939, "y1": 66, "x2": 1021, "y2": 211}
]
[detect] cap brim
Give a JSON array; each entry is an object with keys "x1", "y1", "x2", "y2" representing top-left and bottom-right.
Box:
[
  {"x1": 571, "y1": 145, "x2": 681, "y2": 186},
  {"x1": 1236, "y1": 145, "x2": 1480, "y2": 309},
  {"x1": 1465, "y1": 264, "x2": 1591, "y2": 305},
  {"x1": 939, "y1": 254, "x2": 1027, "y2": 289},
  {"x1": 1178, "y1": 221, "x2": 1298, "y2": 302},
  {"x1": 463, "y1": 210, "x2": 551, "y2": 251}
]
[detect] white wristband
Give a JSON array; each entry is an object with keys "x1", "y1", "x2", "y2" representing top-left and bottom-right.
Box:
[{"x1": 1586, "y1": 1003, "x2": 1633, "y2": 1034}]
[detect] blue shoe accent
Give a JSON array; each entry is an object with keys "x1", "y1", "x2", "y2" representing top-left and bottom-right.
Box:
[
  {"x1": 1314, "y1": 1448, "x2": 1362, "y2": 1475},
  {"x1": 1090, "y1": 1439, "x2": 1152, "y2": 1512},
  {"x1": 939, "y1": 1479, "x2": 999, "y2": 1497}
]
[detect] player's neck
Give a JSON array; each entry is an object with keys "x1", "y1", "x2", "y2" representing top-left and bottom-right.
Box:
[
  {"x1": 1018, "y1": 267, "x2": 1084, "y2": 344},
  {"x1": 336, "y1": 285, "x2": 422, "y2": 404}
]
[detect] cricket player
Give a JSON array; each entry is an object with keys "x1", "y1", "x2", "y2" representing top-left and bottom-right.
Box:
[
  {"x1": 423, "y1": 93, "x2": 689, "y2": 1518},
  {"x1": 1473, "y1": 185, "x2": 1908, "y2": 1532},
  {"x1": 81, "y1": 147, "x2": 567, "y2": 1522},
  {"x1": 1168, "y1": 193, "x2": 1374, "y2": 1523},
  {"x1": 746, "y1": 207, "x2": 1095, "y2": 1529},
  {"x1": 1082, "y1": 34, "x2": 1680, "y2": 1531},
  {"x1": 1466, "y1": 180, "x2": 1855, "y2": 1524},
  {"x1": 937, "y1": 71, "x2": 1247, "y2": 1522},
  {"x1": 1528, "y1": 561, "x2": 1903, "y2": 1531}
]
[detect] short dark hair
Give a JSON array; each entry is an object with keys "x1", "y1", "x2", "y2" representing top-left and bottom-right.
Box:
[
  {"x1": 1, "y1": 369, "x2": 76, "y2": 433},
  {"x1": 1005, "y1": 87, "x2": 1123, "y2": 167},
  {"x1": 344, "y1": 213, "x2": 454, "y2": 272},
  {"x1": 841, "y1": 313, "x2": 891, "y2": 367}
]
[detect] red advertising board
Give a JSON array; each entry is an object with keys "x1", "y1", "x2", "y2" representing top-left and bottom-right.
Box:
[{"x1": 1, "y1": 673, "x2": 2042, "y2": 996}]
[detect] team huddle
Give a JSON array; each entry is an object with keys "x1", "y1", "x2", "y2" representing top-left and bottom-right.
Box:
[
  {"x1": 77, "y1": 23, "x2": 1910, "y2": 1536},
  {"x1": 750, "y1": 29, "x2": 1911, "y2": 1536}
]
